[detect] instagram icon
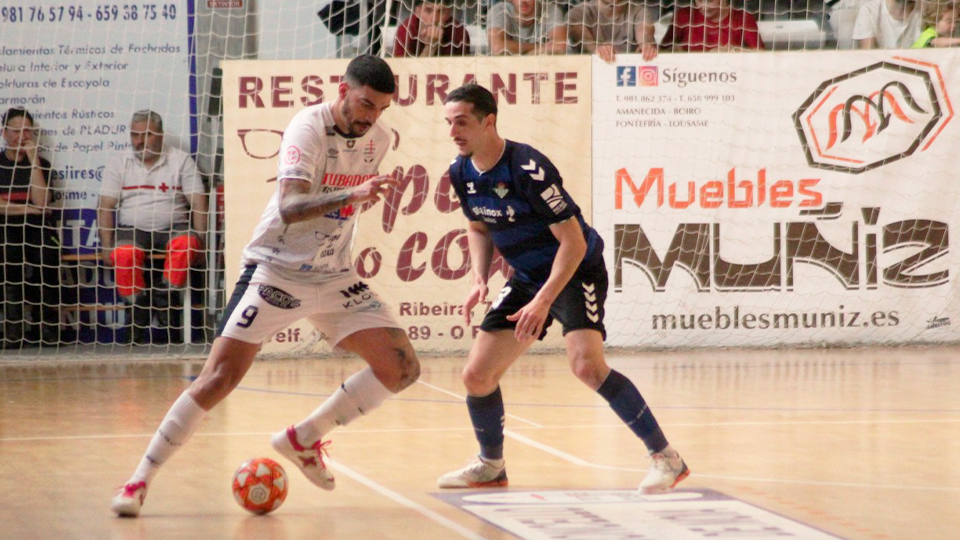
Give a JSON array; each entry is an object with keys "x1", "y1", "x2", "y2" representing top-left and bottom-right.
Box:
[{"x1": 639, "y1": 66, "x2": 659, "y2": 87}]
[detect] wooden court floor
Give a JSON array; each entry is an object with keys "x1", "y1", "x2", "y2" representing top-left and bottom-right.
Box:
[{"x1": 1, "y1": 346, "x2": 958, "y2": 540}]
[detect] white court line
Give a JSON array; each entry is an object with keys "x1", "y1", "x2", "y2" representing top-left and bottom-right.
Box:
[
  {"x1": 5, "y1": 417, "x2": 960, "y2": 443},
  {"x1": 327, "y1": 457, "x2": 488, "y2": 540},
  {"x1": 416, "y1": 380, "x2": 544, "y2": 428},
  {"x1": 416, "y1": 382, "x2": 960, "y2": 494}
]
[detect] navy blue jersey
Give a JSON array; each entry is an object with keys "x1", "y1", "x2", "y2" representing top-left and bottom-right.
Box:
[{"x1": 449, "y1": 140, "x2": 603, "y2": 287}]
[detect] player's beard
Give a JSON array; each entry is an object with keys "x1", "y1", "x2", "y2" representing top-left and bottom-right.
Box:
[{"x1": 341, "y1": 100, "x2": 373, "y2": 137}]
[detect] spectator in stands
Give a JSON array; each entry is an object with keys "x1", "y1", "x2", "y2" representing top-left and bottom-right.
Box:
[
  {"x1": 393, "y1": 0, "x2": 471, "y2": 56},
  {"x1": 0, "y1": 107, "x2": 61, "y2": 349},
  {"x1": 567, "y1": 0, "x2": 660, "y2": 62},
  {"x1": 661, "y1": 0, "x2": 765, "y2": 52},
  {"x1": 911, "y1": 0, "x2": 960, "y2": 47},
  {"x1": 98, "y1": 110, "x2": 207, "y2": 345},
  {"x1": 852, "y1": 0, "x2": 921, "y2": 48},
  {"x1": 487, "y1": 0, "x2": 569, "y2": 55}
]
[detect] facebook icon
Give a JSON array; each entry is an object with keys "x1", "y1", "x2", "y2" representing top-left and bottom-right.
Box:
[{"x1": 617, "y1": 66, "x2": 636, "y2": 87}]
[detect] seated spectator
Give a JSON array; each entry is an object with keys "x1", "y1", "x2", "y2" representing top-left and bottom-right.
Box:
[
  {"x1": 98, "y1": 110, "x2": 207, "y2": 344},
  {"x1": 0, "y1": 107, "x2": 61, "y2": 348},
  {"x1": 567, "y1": 0, "x2": 660, "y2": 62},
  {"x1": 853, "y1": 0, "x2": 921, "y2": 48},
  {"x1": 487, "y1": 0, "x2": 568, "y2": 55},
  {"x1": 661, "y1": 0, "x2": 765, "y2": 52},
  {"x1": 911, "y1": 0, "x2": 960, "y2": 47},
  {"x1": 393, "y1": 0, "x2": 471, "y2": 56}
]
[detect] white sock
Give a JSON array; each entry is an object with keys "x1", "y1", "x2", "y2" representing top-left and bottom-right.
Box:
[
  {"x1": 293, "y1": 368, "x2": 393, "y2": 444},
  {"x1": 129, "y1": 391, "x2": 206, "y2": 485}
]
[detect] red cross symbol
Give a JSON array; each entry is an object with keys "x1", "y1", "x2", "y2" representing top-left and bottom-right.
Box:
[{"x1": 158, "y1": 182, "x2": 170, "y2": 193}]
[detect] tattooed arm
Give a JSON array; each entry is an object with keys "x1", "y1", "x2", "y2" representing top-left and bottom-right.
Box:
[{"x1": 278, "y1": 175, "x2": 398, "y2": 225}]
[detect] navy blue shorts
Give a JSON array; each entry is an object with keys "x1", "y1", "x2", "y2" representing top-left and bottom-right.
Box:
[{"x1": 480, "y1": 258, "x2": 607, "y2": 340}]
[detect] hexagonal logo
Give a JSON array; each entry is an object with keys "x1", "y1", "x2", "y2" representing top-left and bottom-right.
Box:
[{"x1": 793, "y1": 58, "x2": 953, "y2": 174}]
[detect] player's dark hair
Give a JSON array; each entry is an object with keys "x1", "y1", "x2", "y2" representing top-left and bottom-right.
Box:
[
  {"x1": 2, "y1": 107, "x2": 33, "y2": 128},
  {"x1": 345, "y1": 55, "x2": 396, "y2": 95},
  {"x1": 444, "y1": 84, "x2": 497, "y2": 122}
]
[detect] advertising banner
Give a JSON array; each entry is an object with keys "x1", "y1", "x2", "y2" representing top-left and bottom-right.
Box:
[
  {"x1": 2, "y1": 1, "x2": 196, "y2": 342},
  {"x1": 1, "y1": 1, "x2": 194, "y2": 239},
  {"x1": 223, "y1": 56, "x2": 591, "y2": 353},
  {"x1": 593, "y1": 50, "x2": 960, "y2": 348}
]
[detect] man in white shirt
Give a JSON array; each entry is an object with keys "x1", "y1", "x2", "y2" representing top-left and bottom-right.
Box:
[
  {"x1": 852, "y1": 0, "x2": 921, "y2": 48},
  {"x1": 487, "y1": 0, "x2": 568, "y2": 55},
  {"x1": 111, "y1": 55, "x2": 421, "y2": 518},
  {"x1": 98, "y1": 110, "x2": 208, "y2": 343}
]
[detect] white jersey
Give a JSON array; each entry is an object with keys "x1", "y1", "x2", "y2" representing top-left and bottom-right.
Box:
[{"x1": 242, "y1": 103, "x2": 391, "y2": 283}]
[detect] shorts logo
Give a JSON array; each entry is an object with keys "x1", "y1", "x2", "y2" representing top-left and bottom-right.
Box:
[
  {"x1": 583, "y1": 283, "x2": 599, "y2": 323},
  {"x1": 539, "y1": 185, "x2": 568, "y2": 214},
  {"x1": 284, "y1": 145, "x2": 301, "y2": 165},
  {"x1": 258, "y1": 285, "x2": 302, "y2": 309},
  {"x1": 339, "y1": 281, "x2": 370, "y2": 298}
]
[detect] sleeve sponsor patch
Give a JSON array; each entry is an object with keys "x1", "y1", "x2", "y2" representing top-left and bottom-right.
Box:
[
  {"x1": 540, "y1": 185, "x2": 568, "y2": 214},
  {"x1": 283, "y1": 145, "x2": 301, "y2": 165}
]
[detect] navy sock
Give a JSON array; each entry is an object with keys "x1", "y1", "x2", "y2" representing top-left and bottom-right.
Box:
[
  {"x1": 597, "y1": 370, "x2": 669, "y2": 453},
  {"x1": 466, "y1": 386, "x2": 505, "y2": 460}
]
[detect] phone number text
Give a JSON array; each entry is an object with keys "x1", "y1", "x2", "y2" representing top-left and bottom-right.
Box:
[{"x1": 1, "y1": 4, "x2": 178, "y2": 23}]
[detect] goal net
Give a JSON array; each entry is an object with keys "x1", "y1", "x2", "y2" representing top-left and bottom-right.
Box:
[{"x1": 2, "y1": 0, "x2": 959, "y2": 357}]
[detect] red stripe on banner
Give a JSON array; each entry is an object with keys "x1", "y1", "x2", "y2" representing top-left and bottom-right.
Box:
[
  {"x1": 121, "y1": 185, "x2": 183, "y2": 191},
  {"x1": 1, "y1": 192, "x2": 31, "y2": 202}
]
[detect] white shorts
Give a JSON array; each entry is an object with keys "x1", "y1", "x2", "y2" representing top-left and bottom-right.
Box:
[{"x1": 218, "y1": 264, "x2": 401, "y2": 347}]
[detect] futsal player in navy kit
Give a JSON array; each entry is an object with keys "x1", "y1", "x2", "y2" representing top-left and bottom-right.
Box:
[{"x1": 437, "y1": 84, "x2": 689, "y2": 493}]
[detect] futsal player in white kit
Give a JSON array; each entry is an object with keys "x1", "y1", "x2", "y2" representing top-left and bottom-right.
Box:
[{"x1": 111, "y1": 55, "x2": 420, "y2": 517}]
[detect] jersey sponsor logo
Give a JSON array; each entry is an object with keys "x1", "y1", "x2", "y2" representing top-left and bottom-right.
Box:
[
  {"x1": 327, "y1": 148, "x2": 339, "y2": 159},
  {"x1": 494, "y1": 182, "x2": 509, "y2": 198},
  {"x1": 258, "y1": 284, "x2": 302, "y2": 309},
  {"x1": 284, "y1": 145, "x2": 301, "y2": 165},
  {"x1": 540, "y1": 185, "x2": 568, "y2": 214},
  {"x1": 322, "y1": 173, "x2": 375, "y2": 188},
  {"x1": 346, "y1": 140, "x2": 356, "y2": 149},
  {"x1": 471, "y1": 205, "x2": 504, "y2": 219},
  {"x1": 506, "y1": 205, "x2": 516, "y2": 222}
]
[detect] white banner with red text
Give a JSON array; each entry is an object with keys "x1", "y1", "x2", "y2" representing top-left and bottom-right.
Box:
[{"x1": 223, "y1": 56, "x2": 591, "y2": 353}]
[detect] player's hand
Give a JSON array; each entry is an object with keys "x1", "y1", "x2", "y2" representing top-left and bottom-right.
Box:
[
  {"x1": 420, "y1": 23, "x2": 443, "y2": 45},
  {"x1": 641, "y1": 43, "x2": 658, "y2": 62},
  {"x1": 597, "y1": 44, "x2": 616, "y2": 64},
  {"x1": 351, "y1": 175, "x2": 398, "y2": 205},
  {"x1": 22, "y1": 138, "x2": 40, "y2": 166},
  {"x1": 463, "y1": 280, "x2": 489, "y2": 326},
  {"x1": 506, "y1": 297, "x2": 550, "y2": 343}
]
